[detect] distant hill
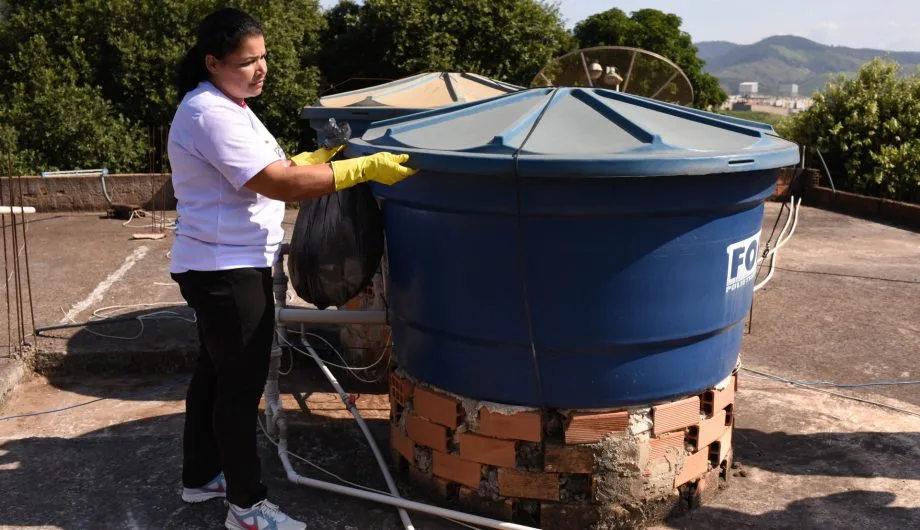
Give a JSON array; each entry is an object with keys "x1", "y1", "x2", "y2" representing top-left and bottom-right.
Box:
[
  {"x1": 696, "y1": 35, "x2": 920, "y2": 96},
  {"x1": 696, "y1": 41, "x2": 739, "y2": 62}
]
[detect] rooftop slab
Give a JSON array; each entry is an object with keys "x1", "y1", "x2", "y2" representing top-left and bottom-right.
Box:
[{"x1": 0, "y1": 201, "x2": 918, "y2": 528}]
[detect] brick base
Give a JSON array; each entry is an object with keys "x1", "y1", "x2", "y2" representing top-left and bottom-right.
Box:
[
  {"x1": 337, "y1": 269, "x2": 391, "y2": 381},
  {"x1": 390, "y1": 370, "x2": 736, "y2": 529}
]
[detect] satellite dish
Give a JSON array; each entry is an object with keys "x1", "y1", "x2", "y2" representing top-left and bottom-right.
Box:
[{"x1": 531, "y1": 46, "x2": 694, "y2": 106}]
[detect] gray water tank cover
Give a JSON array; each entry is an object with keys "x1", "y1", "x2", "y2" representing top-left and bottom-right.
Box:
[{"x1": 347, "y1": 87, "x2": 801, "y2": 177}]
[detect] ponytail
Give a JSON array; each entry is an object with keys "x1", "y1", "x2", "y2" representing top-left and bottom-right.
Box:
[
  {"x1": 175, "y1": 43, "x2": 207, "y2": 100},
  {"x1": 173, "y1": 8, "x2": 264, "y2": 102}
]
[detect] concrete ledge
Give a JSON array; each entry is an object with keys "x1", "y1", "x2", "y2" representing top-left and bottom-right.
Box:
[
  {"x1": 0, "y1": 358, "x2": 27, "y2": 411},
  {"x1": 23, "y1": 321, "x2": 343, "y2": 377},
  {"x1": 1, "y1": 174, "x2": 175, "y2": 213},
  {"x1": 26, "y1": 348, "x2": 198, "y2": 377}
]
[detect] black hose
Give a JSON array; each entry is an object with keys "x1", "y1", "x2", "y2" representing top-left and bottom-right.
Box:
[{"x1": 34, "y1": 315, "x2": 141, "y2": 336}]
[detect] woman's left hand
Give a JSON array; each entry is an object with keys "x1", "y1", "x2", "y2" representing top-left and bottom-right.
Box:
[{"x1": 288, "y1": 144, "x2": 345, "y2": 166}]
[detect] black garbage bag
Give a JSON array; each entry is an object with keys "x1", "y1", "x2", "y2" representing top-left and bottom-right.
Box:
[{"x1": 287, "y1": 183, "x2": 384, "y2": 310}]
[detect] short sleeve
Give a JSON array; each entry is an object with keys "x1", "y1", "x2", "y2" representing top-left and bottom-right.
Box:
[{"x1": 193, "y1": 105, "x2": 282, "y2": 190}]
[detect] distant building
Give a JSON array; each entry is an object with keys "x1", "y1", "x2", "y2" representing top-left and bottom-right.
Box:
[
  {"x1": 780, "y1": 84, "x2": 799, "y2": 97},
  {"x1": 739, "y1": 82, "x2": 758, "y2": 96}
]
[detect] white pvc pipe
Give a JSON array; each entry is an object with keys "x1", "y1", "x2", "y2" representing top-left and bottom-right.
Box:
[
  {"x1": 772, "y1": 197, "x2": 802, "y2": 252},
  {"x1": 754, "y1": 196, "x2": 802, "y2": 292},
  {"x1": 299, "y1": 332, "x2": 415, "y2": 530},
  {"x1": 277, "y1": 307, "x2": 388, "y2": 325},
  {"x1": 275, "y1": 422, "x2": 539, "y2": 530},
  {"x1": 757, "y1": 195, "x2": 795, "y2": 266},
  {"x1": 266, "y1": 258, "x2": 535, "y2": 530},
  {"x1": 0, "y1": 206, "x2": 36, "y2": 214},
  {"x1": 264, "y1": 259, "x2": 289, "y2": 437}
]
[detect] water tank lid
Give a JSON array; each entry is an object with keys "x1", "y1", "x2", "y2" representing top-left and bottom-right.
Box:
[
  {"x1": 301, "y1": 72, "x2": 522, "y2": 121},
  {"x1": 346, "y1": 87, "x2": 801, "y2": 177}
]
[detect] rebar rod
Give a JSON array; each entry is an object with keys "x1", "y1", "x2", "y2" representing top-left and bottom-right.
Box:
[
  {"x1": 6, "y1": 154, "x2": 24, "y2": 346},
  {"x1": 15, "y1": 169, "x2": 35, "y2": 338}
]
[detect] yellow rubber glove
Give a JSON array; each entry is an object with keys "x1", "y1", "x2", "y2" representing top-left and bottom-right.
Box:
[
  {"x1": 330, "y1": 152, "x2": 417, "y2": 191},
  {"x1": 288, "y1": 144, "x2": 345, "y2": 166}
]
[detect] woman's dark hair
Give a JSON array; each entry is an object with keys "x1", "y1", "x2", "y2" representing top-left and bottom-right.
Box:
[{"x1": 175, "y1": 7, "x2": 264, "y2": 100}]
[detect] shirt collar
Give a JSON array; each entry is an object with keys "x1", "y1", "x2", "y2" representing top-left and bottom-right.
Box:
[{"x1": 202, "y1": 81, "x2": 247, "y2": 108}]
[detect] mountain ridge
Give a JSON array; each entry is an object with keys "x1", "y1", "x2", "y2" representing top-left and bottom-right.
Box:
[{"x1": 695, "y1": 35, "x2": 920, "y2": 96}]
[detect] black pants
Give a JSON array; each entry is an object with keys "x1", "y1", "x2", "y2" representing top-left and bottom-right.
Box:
[{"x1": 172, "y1": 267, "x2": 274, "y2": 508}]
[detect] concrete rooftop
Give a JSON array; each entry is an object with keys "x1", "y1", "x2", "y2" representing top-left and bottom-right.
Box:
[{"x1": 0, "y1": 203, "x2": 919, "y2": 529}]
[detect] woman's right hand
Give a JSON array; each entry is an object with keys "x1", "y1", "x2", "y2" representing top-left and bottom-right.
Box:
[{"x1": 330, "y1": 152, "x2": 418, "y2": 191}]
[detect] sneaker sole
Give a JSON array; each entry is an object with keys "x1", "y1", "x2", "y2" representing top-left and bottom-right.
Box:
[
  {"x1": 182, "y1": 490, "x2": 225, "y2": 503},
  {"x1": 224, "y1": 514, "x2": 249, "y2": 530},
  {"x1": 225, "y1": 513, "x2": 306, "y2": 530}
]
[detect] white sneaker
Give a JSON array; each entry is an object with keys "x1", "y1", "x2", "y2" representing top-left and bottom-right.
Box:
[
  {"x1": 225, "y1": 499, "x2": 306, "y2": 530},
  {"x1": 181, "y1": 472, "x2": 226, "y2": 503}
]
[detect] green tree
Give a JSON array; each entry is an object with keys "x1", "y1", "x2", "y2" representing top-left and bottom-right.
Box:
[
  {"x1": 572, "y1": 8, "x2": 727, "y2": 110},
  {"x1": 777, "y1": 58, "x2": 920, "y2": 203},
  {"x1": 0, "y1": 0, "x2": 324, "y2": 174},
  {"x1": 0, "y1": 34, "x2": 147, "y2": 174},
  {"x1": 318, "y1": 0, "x2": 575, "y2": 89}
]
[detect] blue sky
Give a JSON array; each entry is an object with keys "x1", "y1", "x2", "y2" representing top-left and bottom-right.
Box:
[{"x1": 317, "y1": 0, "x2": 920, "y2": 52}]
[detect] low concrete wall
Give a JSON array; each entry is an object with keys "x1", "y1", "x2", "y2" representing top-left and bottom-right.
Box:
[
  {"x1": 1, "y1": 174, "x2": 308, "y2": 213},
  {"x1": 0, "y1": 174, "x2": 175, "y2": 212},
  {"x1": 807, "y1": 186, "x2": 920, "y2": 230},
  {"x1": 770, "y1": 167, "x2": 821, "y2": 201},
  {"x1": 771, "y1": 167, "x2": 920, "y2": 230}
]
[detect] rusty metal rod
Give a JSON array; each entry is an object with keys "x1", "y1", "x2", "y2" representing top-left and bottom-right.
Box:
[
  {"x1": 16, "y1": 169, "x2": 35, "y2": 339},
  {"x1": 6, "y1": 154, "x2": 24, "y2": 346},
  {"x1": 2, "y1": 156, "x2": 11, "y2": 354}
]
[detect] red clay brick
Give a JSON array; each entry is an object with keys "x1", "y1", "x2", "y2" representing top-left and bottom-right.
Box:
[
  {"x1": 389, "y1": 372, "x2": 414, "y2": 407},
  {"x1": 710, "y1": 426, "x2": 733, "y2": 467},
  {"x1": 459, "y1": 487, "x2": 513, "y2": 520},
  {"x1": 704, "y1": 376, "x2": 736, "y2": 415},
  {"x1": 649, "y1": 431, "x2": 686, "y2": 462},
  {"x1": 564, "y1": 411, "x2": 629, "y2": 444},
  {"x1": 540, "y1": 502, "x2": 599, "y2": 530},
  {"x1": 413, "y1": 386, "x2": 461, "y2": 428},
  {"x1": 391, "y1": 423, "x2": 415, "y2": 463},
  {"x1": 432, "y1": 451, "x2": 482, "y2": 489},
  {"x1": 653, "y1": 396, "x2": 701, "y2": 436},
  {"x1": 691, "y1": 410, "x2": 728, "y2": 450},
  {"x1": 675, "y1": 448, "x2": 710, "y2": 487},
  {"x1": 498, "y1": 469, "x2": 559, "y2": 501},
  {"x1": 458, "y1": 432, "x2": 517, "y2": 468},
  {"x1": 409, "y1": 466, "x2": 450, "y2": 499},
  {"x1": 544, "y1": 444, "x2": 595, "y2": 474},
  {"x1": 478, "y1": 409, "x2": 542, "y2": 442},
  {"x1": 406, "y1": 414, "x2": 448, "y2": 452},
  {"x1": 692, "y1": 467, "x2": 723, "y2": 508}
]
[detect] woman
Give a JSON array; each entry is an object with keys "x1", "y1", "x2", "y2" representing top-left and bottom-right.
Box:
[{"x1": 167, "y1": 7, "x2": 415, "y2": 530}]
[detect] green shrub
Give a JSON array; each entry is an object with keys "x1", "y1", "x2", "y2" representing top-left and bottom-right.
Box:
[
  {"x1": 778, "y1": 58, "x2": 920, "y2": 203},
  {"x1": 0, "y1": 0, "x2": 325, "y2": 175}
]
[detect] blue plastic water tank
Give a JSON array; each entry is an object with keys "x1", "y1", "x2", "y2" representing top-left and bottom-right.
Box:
[
  {"x1": 301, "y1": 72, "x2": 522, "y2": 145},
  {"x1": 346, "y1": 87, "x2": 800, "y2": 409}
]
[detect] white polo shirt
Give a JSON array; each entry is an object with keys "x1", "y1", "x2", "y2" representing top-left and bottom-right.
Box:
[{"x1": 167, "y1": 81, "x2": 286, "y2": 273}]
